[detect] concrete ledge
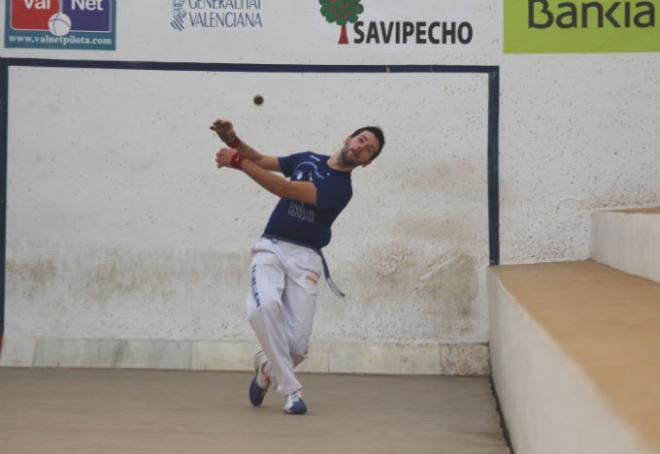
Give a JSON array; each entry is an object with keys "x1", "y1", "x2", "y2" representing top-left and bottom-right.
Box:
[
  {"x1": 0, "y1": 337, "x2": 489, "y2": 376},
  {"x1": 489, "y1": 263, "x2": 659, "y2": 454},
  {"x1": 29, "y1": 338, "x2": 193, "y2": 369},
  {"x1": 591, "y1": 207, "x2": 660, "y2": 284}
]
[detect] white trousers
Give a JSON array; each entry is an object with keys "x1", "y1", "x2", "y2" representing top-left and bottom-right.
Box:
[{"x1": 246, "y1": 238, "x2": 323, "y2": 396}]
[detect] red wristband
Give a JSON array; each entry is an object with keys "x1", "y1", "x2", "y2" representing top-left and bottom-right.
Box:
[
  {"x1": 230, "y1": 152, "x2": 245, "y2": 169},
  {"x1": 226, "y1": 136, "x2": 241, "y2": 148}
]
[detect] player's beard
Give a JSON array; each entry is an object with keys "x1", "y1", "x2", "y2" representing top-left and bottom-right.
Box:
[{"x1": 338, "y1": 144, "x2": 360, "y2": 168}]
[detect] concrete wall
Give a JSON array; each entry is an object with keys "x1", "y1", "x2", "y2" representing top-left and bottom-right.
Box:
[
  {"x1": 500, "y1": 55, "x2": 660, "y2": 263},
  {"x1": 2, "y1": 0, "x2": 659, "y2": 372},
  {"x1": 3, "y1": 66, "x2": 490, "y2": 373}
]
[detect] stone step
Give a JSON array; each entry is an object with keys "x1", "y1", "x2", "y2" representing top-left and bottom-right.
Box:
[
  {"x1": 591, "y1": 207, "x2": 660, "y2": 284},
  {"x1": 489, "y1": 261, "x2": 660, "y2": 454}
]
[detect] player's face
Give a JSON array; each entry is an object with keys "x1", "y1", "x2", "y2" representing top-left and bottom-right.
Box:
[{"x1": 339, "y1": 131, "x2": 380, "y2": 167}]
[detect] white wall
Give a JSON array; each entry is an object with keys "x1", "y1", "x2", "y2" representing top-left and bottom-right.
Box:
[
  {"x1": 2, "y1": 0, "x2": 659, "y2": 372},
  {"x1": 500, "y1": 55, "x2": 660, "y2": 263},
  {"x1": 3, "y1": 65, "x2": 491, "y2": 373}
]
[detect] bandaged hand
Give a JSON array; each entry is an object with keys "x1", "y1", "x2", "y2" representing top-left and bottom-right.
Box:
[
  {"x1": 210, "y1": 119, "x2": 238, "y2": 145},
  {"x1": 215, "y1": 148, "x2": 245, "y2": 169}
]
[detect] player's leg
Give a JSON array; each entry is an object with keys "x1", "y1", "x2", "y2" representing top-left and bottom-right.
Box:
[
  {"x1": 246, "y1": 249, "x2": 302, "y2": 400},
  {"x1": 280, "y1": 247, "x2": 323, "y2": 414},
  {"x1": 281, "y1": 244, "x2": 322, "y2": 368},
  {"x1": 277, "y1": 276, "x2": 317, "y2": 415},
  {"x1": 283, "y1": 274, "x2": 319, "y2": 368}
]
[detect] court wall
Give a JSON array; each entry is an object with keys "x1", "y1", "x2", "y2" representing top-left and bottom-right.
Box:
[{"x1": 1, "y1": 1, "x2": 658, "y2": 372}]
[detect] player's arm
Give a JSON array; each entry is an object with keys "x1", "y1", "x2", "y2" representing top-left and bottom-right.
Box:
[
  {"x1": 210, "y1": 119, "x2": 281, "y2": 172},
  {"x1": 216, "y1": 148, "x2": 317, "y2": 206}
]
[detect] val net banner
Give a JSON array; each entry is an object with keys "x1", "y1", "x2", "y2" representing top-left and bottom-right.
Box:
[
  {"x1": 5, "y1": 0, "x2": 116, "y2": 50},
  {"x1": 504, "y1": 0, "x2": 660, "y2": 53}
]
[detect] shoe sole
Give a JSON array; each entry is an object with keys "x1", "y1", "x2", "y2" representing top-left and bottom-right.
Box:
[{"x1": 249, "y1": 375, "x2": 267, "y2": 407}]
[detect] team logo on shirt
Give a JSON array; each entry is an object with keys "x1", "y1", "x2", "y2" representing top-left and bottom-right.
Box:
[
  {"x1": 288, "y1": 157, "x2": 326, "y2": 223},
  {"x1": 292, "y1": 157, "x2": 328, "y2": 182},
  {"x1": 288, "y1": 201, "x2": 315, "y2": 223}
]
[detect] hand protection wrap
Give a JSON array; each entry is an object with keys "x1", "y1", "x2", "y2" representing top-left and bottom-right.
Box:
[
  {"x1": 226, "y1": 136, "x2": 242, "y2": 148},
  {"x1": 230, "y1": 152, "x2": 245, "y2": 169}
]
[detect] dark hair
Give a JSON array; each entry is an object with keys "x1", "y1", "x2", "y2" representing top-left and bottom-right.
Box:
[{"x1": 351, "y1": 126, "x2": 385, "y2": 160}]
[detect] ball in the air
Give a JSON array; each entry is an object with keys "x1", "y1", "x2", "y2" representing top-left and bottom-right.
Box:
[{"x1": 253, "y1": 95, "x2": 264, "y2": 106}]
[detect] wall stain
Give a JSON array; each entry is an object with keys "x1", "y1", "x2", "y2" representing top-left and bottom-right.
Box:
[
  {"x1": 393, "y1": 218, "x2": 477, "y2": 243},
  {"x1": 77, "y1": 249, "x2": 245, "y2": 304},
  {"x1": 356, "y1": 243, "x2": 481, "y2": 339},
  {"x1": 415, "y1": 254, "x2": 478, "y2": 306},
  {"x1": 6, "y1": 246, "x2": 246, "y2": 305},
  {"x1": 6, "y1": 257, "x2": 57, "y2": 299}
]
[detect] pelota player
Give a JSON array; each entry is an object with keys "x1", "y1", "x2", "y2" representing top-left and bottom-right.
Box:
[{"x1": 211, "y1": 118, "x2": 385, "y2": 414}]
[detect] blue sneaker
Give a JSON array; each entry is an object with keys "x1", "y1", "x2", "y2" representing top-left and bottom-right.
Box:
[
  {"x1": 249, "y1": 351, "x2": 270, "y2": 407},
  {"x1": 284, "y1": 390, "x2": 307, "y2": 415}
]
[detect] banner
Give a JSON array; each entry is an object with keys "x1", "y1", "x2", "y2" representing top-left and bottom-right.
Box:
[
  {"x1": 314, "y1": 0, "x2": 485, "y2": 56},
  {"x1": 504, "y1": 0, "x2": 660, "y2": 53},
  {"x1": 5, "y1": 0, "x2": 116, "y2": 50}
]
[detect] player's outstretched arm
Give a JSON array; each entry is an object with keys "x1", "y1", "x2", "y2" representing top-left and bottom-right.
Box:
[
  {"x1": 216, "y1": 148, "x2": 317, "y2": 206},
  {"x1": 210, "y1": 119, "x2": 281, "y2": 172}
]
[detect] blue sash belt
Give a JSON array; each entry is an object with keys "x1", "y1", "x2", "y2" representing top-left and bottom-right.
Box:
[{"x1": 261, "y1": 234, "x2": 345, "y2": 298}]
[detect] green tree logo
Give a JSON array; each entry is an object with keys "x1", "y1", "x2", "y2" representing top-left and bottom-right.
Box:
[{"x1": 319, "y1": 0, "x2": 365, "y2": 45}]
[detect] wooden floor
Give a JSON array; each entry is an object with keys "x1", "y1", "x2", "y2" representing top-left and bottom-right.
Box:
[
  {"x1": 0, "y1": 368, "x2": 509, "y2": 454},
  {"x1": 492, "y1": 261, "x2": 660, "y2": 452}
]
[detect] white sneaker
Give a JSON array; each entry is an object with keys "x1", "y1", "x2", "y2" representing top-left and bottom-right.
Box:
[{"x1": 284, "y1": 390, "x2": 307, "y2": 415}]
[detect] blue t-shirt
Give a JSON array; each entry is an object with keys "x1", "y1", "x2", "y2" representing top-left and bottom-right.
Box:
[{"x1": 263, "y1": 152, "x2": 352, "y2": 249}]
